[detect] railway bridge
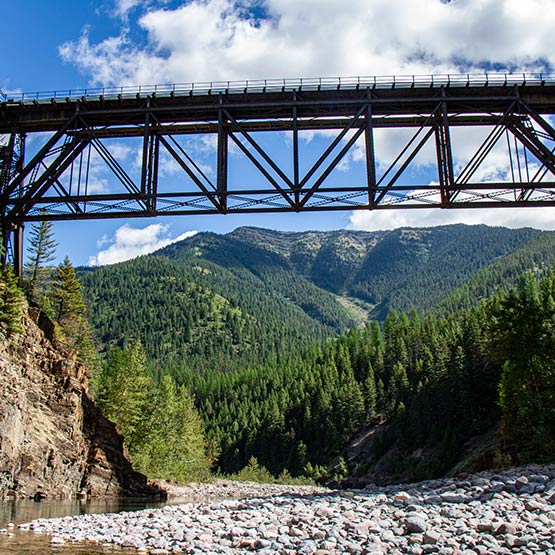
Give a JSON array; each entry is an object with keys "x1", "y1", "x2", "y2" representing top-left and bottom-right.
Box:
[{"x1": 2, "y1": 73, "x2": 555, "y2": 273}]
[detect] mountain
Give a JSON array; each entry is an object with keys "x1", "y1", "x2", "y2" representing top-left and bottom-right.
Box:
[
  {"x1": 80, "y1": 234, "x2": 359, "y2": 375},
  {"x1": 80, "y1": 224, "x2": 555, "y2": 375},
  {"x1": 78, "y1": 223, "x2": 555, "y2": 481}
]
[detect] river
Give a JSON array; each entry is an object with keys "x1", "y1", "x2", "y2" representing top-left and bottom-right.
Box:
[{"x1": 0, "y1": 497, "x2": 171, "y2": 555}]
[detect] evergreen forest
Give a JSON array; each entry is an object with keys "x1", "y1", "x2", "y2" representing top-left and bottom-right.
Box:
[{"x1": 4, "y1": 223, "x2": 554, "y2": 484}]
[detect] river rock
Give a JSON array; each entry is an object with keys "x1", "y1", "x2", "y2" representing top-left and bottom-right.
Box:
[{"x1": 21, "y1": 464, "x2": 555, "y2": 555}]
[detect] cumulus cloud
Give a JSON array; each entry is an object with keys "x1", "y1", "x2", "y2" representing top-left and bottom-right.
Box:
[
  {"x1": 114, "y1": 0, "x2": 142, "y2": 16},
  {"x1": 349, "y1": 206, "x2": 555, "y2": 231},
  {"x1": 88, "y1": 223, "x2": 197, "y2": 265},
  {"x1": 112, "y1": 0, "x2": 170, "y2": 18},
  {"x1": 60, "y1": 0, "x2": 555, "y2": 87}
]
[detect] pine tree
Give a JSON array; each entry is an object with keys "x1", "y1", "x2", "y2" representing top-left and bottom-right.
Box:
[
  {"x1": 50, "y1": 256, "x2": 97, "y2": 367},
  {"x1": 51, "y1": 256, "x2": 85, "y2": 323},
  {"x1": 363, "y1": 362, "x2": 377, "y2": 417},
  {"x1": 490, "y1": 271, "x2": 555, "y2": 462},
  {"x1": 143, "y1": 376, "x2": 212, "y2": 481},
  {"x1": 96, "y1": 341, "x2": 153, "y2": 454},
  {"x1": 24, "y1": 219, "x2": 58, "y2": 305},
  {"x1": 0, "y1": 264, "x2": 25, "y2": 336}
]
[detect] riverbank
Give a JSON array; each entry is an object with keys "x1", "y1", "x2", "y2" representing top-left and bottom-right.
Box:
[
  {"x1": 21, "y1": 464, "x2": 555, "y2": 554},
  {"x1": 158, "y1": 478, "x2": 327, "y2": 501}
]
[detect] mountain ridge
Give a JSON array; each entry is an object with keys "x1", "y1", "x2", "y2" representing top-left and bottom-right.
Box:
[{"x1": 81, "y1": 223, "x2": 555, "y2": 375}]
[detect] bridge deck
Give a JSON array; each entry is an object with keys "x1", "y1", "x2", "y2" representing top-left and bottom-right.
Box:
[{"x1": 2, "y1": 73, "x2": 555, "y2": 133}]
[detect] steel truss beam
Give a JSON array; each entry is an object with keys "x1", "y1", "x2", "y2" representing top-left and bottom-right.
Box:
[{"x1": 2, "y1": 79, "x2": 555, "y2": 269}]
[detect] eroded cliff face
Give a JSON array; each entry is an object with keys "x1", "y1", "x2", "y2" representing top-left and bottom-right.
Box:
[{"x1": 0, "y1": 307, "x2": 162, "y2": 499}]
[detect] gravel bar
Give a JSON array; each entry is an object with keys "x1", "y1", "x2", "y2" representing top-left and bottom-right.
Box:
[{"x1": 19, "y1": 465, "x2": 555, "y2": 554}]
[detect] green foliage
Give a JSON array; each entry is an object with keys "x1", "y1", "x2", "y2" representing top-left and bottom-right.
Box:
[
  {"x1": 335, "y1": 457, "x2": 349, "y2": 480},
  {"x1": 489, "y1": 270, "x2": 555, "y2": 463},
  {"x1": 77, "y1": 225, "x2": 555, "y2": 483},
  {"x1": 179, "y1": 288, "x2": 531, "y2": 482},
  {"x1": 79, "y1": 225, "x2": 555, "y2": 383},
  {"x1": 437, "y1": 232, "x2": 555, "y2": 314},
  {"x1": 227, "y1": 456, "x2": 275, "y2": 483},
  {"x1": 23, "y1": 218, "x2": 58, "y2": 308},
  {"x1": 52, "y1": 256, "x2": 87, "y2": 322},
  {"x1": 347, "y1": 225, "x2": 544, "y2": 316},
  {"x1": 96, "y1": 341, "x2": 212, "y2": 482},
  {"x1": 226, "y1": 456, "x2": 315, "y2": 485},
  {"x1": 0, "y1": 264, "x2": 25, "y2": 336},
  {"x1": 94, "y1": 341, "x2": 153, "y2": 453},
  {"x1": 140, "y1": 375, "x2": 212, "y2": 482},
  {"x1": 80, "y1": 253, "x2": 356, "y2": 376},
  {"x1": 51, "y1": 256, "x2": 98, "y2": 369}
]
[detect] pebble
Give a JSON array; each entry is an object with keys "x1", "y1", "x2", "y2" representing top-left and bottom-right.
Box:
[
  {"x1": 405, "y1": 515, "x2": 428, "y2": 534},
  {"x1": 423, "y1": 529, "x2": 441, "y2": 544},
  {"x1": 22, "y1": 464, "x2": 555, "y2": 554}
]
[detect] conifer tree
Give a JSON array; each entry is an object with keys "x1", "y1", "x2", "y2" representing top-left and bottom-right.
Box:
[
  {"x1": 50, "y1": 256, "x2": 97, "y2": 367},
  {"x1": 52, "y1": 256, "x2": 86, "y2": 323},
  {"x1": 24, "y1": 219, "x2": 58, "y2": 306},
  {"x1": 490, "y1": 271, "x2": 555, "y2": 462},
  {"x1": 96, "y1": 341, "x2": 153, "y2": 455},
  {"x1": 97, "y1": 342, "x2": 212, "y2": 481},
  {"x1": 0, "y1": 264, "x2": 25, "y2": 336},
  {"x1": 363, "y1": 362, "x2": 377, "y2": 417},
  {"x1": 144, "y1": 376, "x2": 212, "y2": 481}
]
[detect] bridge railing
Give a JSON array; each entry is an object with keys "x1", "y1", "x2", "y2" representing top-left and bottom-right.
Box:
[{"x1": 4, "y1": 73, "x2": 555, "y2": 104}]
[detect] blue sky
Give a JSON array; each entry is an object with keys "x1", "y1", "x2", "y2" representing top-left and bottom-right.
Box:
[{"x1": 3, "y1": 0, "x2": 555, "y2": 266}]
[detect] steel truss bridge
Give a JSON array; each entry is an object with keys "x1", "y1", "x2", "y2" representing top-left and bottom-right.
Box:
[{"x1": 2, "y1": 73, "x2": 555, "y2": 273}]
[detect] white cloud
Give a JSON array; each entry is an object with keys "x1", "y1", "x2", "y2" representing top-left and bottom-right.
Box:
[
  {"x1": 60, "y1": 0, "x2": 555, "y2": 87},
  {"x1": 349, "y1": 206, "x2": 555, "y2": 231},
  {"x1": 113, "y1": 0, "x2": 170, "y2": 19},
  {"x1": 114, "y1": 0, "x2": 143, "y2": 16},
  {"x1": 88, "y1": 223, "x2": 197, "y2": 265},
  {"x1": 96, "y1": 234, "x2": 111, "y2": 247}
]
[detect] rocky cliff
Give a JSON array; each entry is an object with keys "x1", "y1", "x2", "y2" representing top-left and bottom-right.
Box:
[{"x1": 0, "y1": 306, "x2": 163, "y2": 499}]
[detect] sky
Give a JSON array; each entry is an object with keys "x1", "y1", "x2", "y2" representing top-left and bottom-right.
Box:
[{"x1": 2, "y1": 0, "x2": 555, "y2": 266}]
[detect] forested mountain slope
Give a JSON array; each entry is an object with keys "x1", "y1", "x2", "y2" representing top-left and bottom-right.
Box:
[
  {"x1": 80, "y1": 251, "x2": 357, "y2": 374},
  {"x1": 436, "y1": 230, "x2": 555, "y2": 312},
  {"x1": 182, "y1": 268, "x2": 555, "y2": 481},
  {"x1": 79, "y1": 223, "x2": 555, "y2": 482},
  {"x1": 81, "y1": 224, "x2": 555, "y2": 375}
]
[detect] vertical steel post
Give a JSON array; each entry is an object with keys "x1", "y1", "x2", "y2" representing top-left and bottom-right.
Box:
[
  {"x1": 150, "y1": 134, "x2": 160, "y2": 213},
  {"x1": 217, "y1": 103, "x2": 228, "y2": 212},
  {"x1": 0, "y1": 133, "x2": 16, "y2": 265},
  {"x1": 147, "y1": 128, "x2": 155, "y2": 193},
  {"x1": 435, "y1": 87, "x2": 455, "y2": 206},
  {"x1": 12, "y1": 133, "x2": 26, "y2": 278},
  {"x1": 293, "y1": 92, "x2": 300, "y2": 209},
  {"x1": 140, "y1": 108, "x2": 151, "y2": 196},
  {"x1": 13, "y1": 224, "x2": 23, "y2": 279},
  {"x1": 0, "y1": 133, "x2": 15, "y2": 195},
  {"x1": 365, "y1": 92, "x2": 377, "y2": 207}
]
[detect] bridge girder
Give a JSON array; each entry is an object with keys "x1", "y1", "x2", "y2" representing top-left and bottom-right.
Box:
[{"x1": 2, "y1": 76, "x2": 555, "y2": 272}]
